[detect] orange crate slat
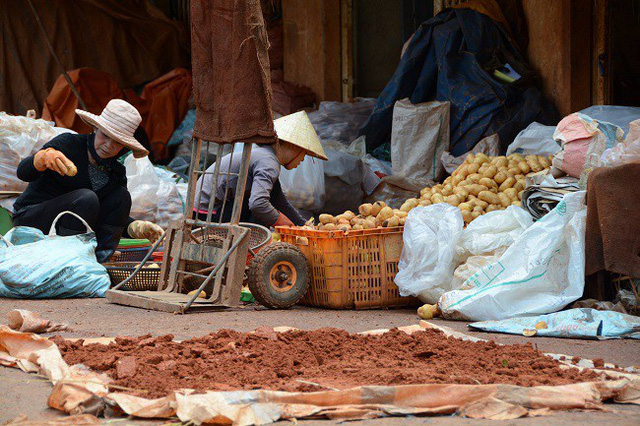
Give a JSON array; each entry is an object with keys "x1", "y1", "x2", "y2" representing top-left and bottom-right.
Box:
[{"x1": 277, "y1": 226, "x2": 413, "y2": 309}]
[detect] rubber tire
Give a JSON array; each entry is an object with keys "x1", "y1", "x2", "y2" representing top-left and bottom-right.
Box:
[{"x1": 248, "y1": 242, "x2": 310, "y2": 309}]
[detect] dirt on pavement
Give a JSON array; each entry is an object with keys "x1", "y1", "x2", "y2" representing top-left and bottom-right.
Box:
[{"x1": 53, "y1": 327, "x2": 603, "y2": 399}]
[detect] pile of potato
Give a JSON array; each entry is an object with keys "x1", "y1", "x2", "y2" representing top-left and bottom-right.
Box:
[
  {"x1": 305, "y1": 201, "x2": 407, "y2": 231},
  {"x1": 399, "y1": 153, "x2": 551, "y2": 224},
  {"x1": 299, "y1": 153, "x2": 552, "y2": 231}
]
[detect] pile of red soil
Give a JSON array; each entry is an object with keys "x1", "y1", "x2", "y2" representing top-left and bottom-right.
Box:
[{"x1": 53, "y1": 328, "x2": 603, "y2": 398}]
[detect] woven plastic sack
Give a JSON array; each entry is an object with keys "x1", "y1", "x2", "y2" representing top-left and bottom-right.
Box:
[
  {"x1": 0, "y1": 212, "x2": 110, "y2": 298},
  {"x1": 440, "y1": 191, "x2": 587, "y2": 321}
]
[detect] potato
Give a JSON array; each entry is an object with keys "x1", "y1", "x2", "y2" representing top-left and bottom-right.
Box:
[
  {"x1": 383, "y1": 216, "x2": 400, "y2": 227},
  {"x1": 508, "y1": 167, "x2": 521, "y2": 176},
  {"x1": 493, "y1": 171, "x2": 507, "y2": 185},
  {"x1": 371, "y1": 201, "x2": 385, "y2": 217},
  {"x1": 470, "y1": 198, "x2": 488, "y2": 210},
  {"x1": 461, "y1": 209, "x2": 473, "y2": 223},
  {"x1": 518, "y1": 161, "x2": 531, "y2": 174},
  {"x1": 466, "y1": 153, "x2": 476, "y2": 163},
  {"x1": 478, "y1": 177, "x2": 498, "y2": 191},
  {"x1": 518, "y1": 190, "x2": 524, "y2": 200},
  {"x1": 362, "y1": 218, "x2": 376, "y2": 229},
  {"x1": 455, "y1": 164, "x2": 469, "y2": 178},
  {"x1": 377, "y1": 206, "x2": 394, "y2": 221},
  {"x1": 400, "y1": 198, "x2": 419, "y2": 212},
  {"x1": 445, "y1": 194, "x2": 461, "y2": 206},
  {"x1": 343, "y1": 210, "x2": 356, "y2": 220},
  {"x1": 188, "y1": 289, "x2": 207, "y2": 299},
  {"x1": 419, "y1": 199, "x2": 432, "y2": 207},
  {"x1": 458, "y1": 179, "x2": 472, "y2": 187},
  {"x1": 351, "y1": 217, "x2": 364, "y2": 226},
  {"x1": 478, "y1": 191, "x2": 500, "y2": 205},
  {"x1": 467, "y1": 173, "x2": 482, "y2": 184},
  {"x1": 467, "y1": 162, "x2": 481, "y2": 174},
  {"x1": 511, "y1": 200, "x2": 522, "y2": 207},
  {"x1": 337, "y1": 218, "x2": 350, "y2": 225},
  {"x1": 359, "y1": 203, "x2": 372, "y2": 216},
  {"x1": 417, "y1": 303, "x2": 440, "y2": 320},
  {"x1": 538, "y1": 156, "x2": 551, "y2": 168},
  {"x1": 352, "y1": 224, "x2": 364, "y2": 230},
  {"x1": 514, "y1": 181, "x2": 525, "y2": 192},
  {"x1": 471, "y1": 210, "x2": 482, "y2": 219},
  {"x1": 503, "y1": 188, "x2": 518, "y2": 200},
  {"x1": 485, "y1": 204, "x2": 501, "y2": 212},
  {"x1": 319, "y1": 214, "x2": 336, "y2": 224},
  {"x1": 394, "y1": 210, "x2": 408, "y2": 218},
  {"x1": 499, "y1": 177, "x2": 516, "y2": 192},
  {"x1": 431, "y1": 193, "x2": 445, "y2": 204},
  {"x1": 399, "y1": 217, "x2": 407, "y2": 226},
  {"x1": 453, "y1": 186, "x2": 469, "y2": 198},
  {"x1": 322, "y1": 223, "x2": 336, "y2": 231},
  {"x1": 337, "y1": 224, "x2": 351, "y2": 231},
  {"x1": 452, "y1": 174, "x2": 465, "y2": 186},
  {"x1": 472, "y1": 205, "x2": 484, "y2": 213},
  {"x1": 509, "y1": 153, "x2": 524, "y2": 162},
  {"x1": 478, "y1": 163, "x2": 489, "y2": 174},
  {"x1": 529, "y1": 160, "x2": 543, "y2": 173},
  {"x1": 420, "y1": 187, "x2": 432, "y2": 197},
  {"x1": 467, "y1": 184, "x2": 488, "y2": 197},
  {"x1": 458, "y1": 202, "x2": 472, "y2": 212},
  {"x1": 496, "y1": 192, "x2": 511, "y2": 208},
  {"x1": 493, "y1": 156, "x2": 508, "y2": 167},
  {"x1": 442, "y1": 184, "x2": 454, "y2": 196},
  {"x1": 482, "y1": 165, "x2": 498, "y2": 179}
]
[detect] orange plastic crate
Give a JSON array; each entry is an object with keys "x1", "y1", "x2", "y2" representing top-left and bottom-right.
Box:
[{"x1": 277, "y1": 226, "x2": 413, "y2": 309}]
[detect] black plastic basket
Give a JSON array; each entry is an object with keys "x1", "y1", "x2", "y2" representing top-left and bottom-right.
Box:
[
  {"x1": 109, "y1": 247, "x2": 151, "y2": 262},
  {"x1": 104, "y1": 262, "x2": 160, "y2": 291}
]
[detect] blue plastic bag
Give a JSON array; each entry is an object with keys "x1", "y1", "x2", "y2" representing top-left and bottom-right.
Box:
[
  {"x1": 0, "y1": 212, "x2": 110, "y2": 298},
  {"x1": 470, "y1": 308, "x2": 640, "y2": 340}
]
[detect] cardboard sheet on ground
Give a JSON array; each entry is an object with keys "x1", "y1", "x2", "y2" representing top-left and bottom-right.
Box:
[{"x1": 1, "y1": 322, "x2": 639, "y2": 425}]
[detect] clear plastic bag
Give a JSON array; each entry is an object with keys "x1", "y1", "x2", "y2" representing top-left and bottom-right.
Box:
[
  {"x1": 600, "y1": 119, "x2": 640, "y2": 167},
  {"x1": 0, "y1": 112, "x2": 74, "y2": 193},
  {"x1": 279, "y1": 156, "x2": 325, "y2": 213},
  {"x1": 395, "y1": 203, "x2": 464, "y2": 303},
  {"x1": 125, "y1": 156, "x2": 187, "y2": 228}
]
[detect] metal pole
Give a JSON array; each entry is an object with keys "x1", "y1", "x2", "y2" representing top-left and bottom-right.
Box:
[{"x1": 230, "y1": 143, "x2": 252, "y2": 225}]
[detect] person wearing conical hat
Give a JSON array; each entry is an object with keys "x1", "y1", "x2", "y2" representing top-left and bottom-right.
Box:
[
  {"x1": 195, "y1": 111, "x2": 327, "y2": 227},
  {"x1": 13, "y1": 99, "x2": 163, "y2": 263}
]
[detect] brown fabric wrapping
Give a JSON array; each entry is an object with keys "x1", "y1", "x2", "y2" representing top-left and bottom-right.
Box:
[
  {"x1": 585, "y1": 163, "x2": 640, "y2": 278},
  {"x1": 41, "y1": 68, "x2": 192, "y2": 161},
  {"x1": 0, "y1": 0, "x2": 188, "y2": 115},
  {"x1": 190, "y1": 0, "x2": 276, "y2": 144}
]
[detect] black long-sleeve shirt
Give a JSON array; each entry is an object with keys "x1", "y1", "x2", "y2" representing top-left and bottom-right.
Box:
[{"x1": 13, "y1": 133, "x2": 129, "y2": 215}]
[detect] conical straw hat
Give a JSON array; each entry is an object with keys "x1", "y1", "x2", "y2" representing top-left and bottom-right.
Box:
[{"x1": 274, "y1": 111, "x2": 327, "y2": 160}]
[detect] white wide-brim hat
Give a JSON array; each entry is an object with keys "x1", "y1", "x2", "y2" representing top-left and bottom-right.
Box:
[
  {"x1": 76, "y1": 99, "x2": 149, "y2": 158},
  {"x1": 274, "y1": 111, "x2": 328, "y2": 161}
]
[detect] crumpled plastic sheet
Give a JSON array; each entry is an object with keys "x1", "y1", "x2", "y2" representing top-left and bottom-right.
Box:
[
  {"x1": 470, "y1": 308, "x2": 640, "y2": 340},
  {"x1": 1, "y1": 323, "x2": 639, "y2": 425}
]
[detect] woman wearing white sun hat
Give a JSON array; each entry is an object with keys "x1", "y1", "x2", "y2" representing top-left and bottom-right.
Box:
[
  {"x1": 13, "y1": 99, "x2": 163, "y2": 263},
  {"x1": 195, "y1": 111, "x2": 328, "y2": 227}
]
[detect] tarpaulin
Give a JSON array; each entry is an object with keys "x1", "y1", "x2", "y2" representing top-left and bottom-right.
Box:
[
  {"x1": 190, "y1": 0, "x2": 277, "y2": 144},
  {"x1": 359, "y1": 7, "x2": 556, "y2": 157},
  {"x1": 1, "y1": 323, "x2": 639, "y2": 424},
  {"x1": 0, "y1": 0, "x2": 189, "y2": 115},
  {"x1": 41, "y1": 68, "x2": 192, "y2": 161}
]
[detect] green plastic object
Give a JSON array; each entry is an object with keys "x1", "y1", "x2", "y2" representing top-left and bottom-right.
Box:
[
  {"x1": 0, "y1": 207, "x2": 12, "y2": 236},
  {"x1": 117, "y1": 238, "x2": 151, "y2": 247},
  {"x1": 241, "y1": 290, "x2": 255, "y2": 303}
]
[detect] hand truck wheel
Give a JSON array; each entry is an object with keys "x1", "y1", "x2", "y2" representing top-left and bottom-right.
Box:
[{"x1": 247, "y1": 242, "x2": 310, "y2": 309}]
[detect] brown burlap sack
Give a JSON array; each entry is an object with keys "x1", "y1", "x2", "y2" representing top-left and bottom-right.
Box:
[{"x1": 190, "y1": 0, "x2": 277, "y2": 144}]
